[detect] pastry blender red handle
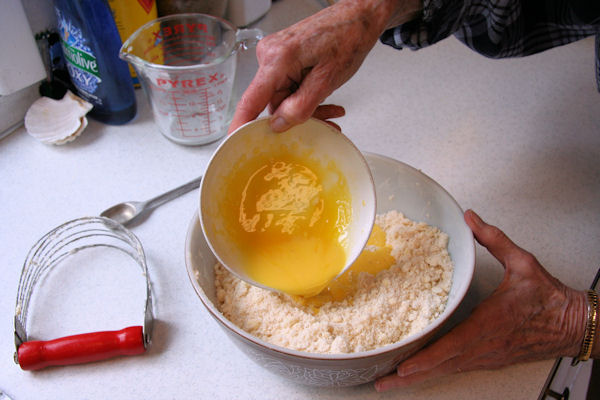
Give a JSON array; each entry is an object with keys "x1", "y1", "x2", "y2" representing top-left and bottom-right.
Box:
[{"x1": 16, "y1": 326, "x2": 147, "y2": 371}]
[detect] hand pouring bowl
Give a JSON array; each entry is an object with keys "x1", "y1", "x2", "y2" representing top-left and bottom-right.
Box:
[
  {"x1": 198, "y1": 117, "x2": 377, "y2": 295},
  {"x1": 186, "y1": 144, "x2": 475, "y2": 387}
]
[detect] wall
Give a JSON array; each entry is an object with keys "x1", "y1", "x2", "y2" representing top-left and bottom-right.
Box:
[{"x1": 0, "y1": 0, "x2": 56, "y2": 137}]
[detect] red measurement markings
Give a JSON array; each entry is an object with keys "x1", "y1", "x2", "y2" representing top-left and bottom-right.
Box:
[
  {"x1": 151, "y1": 73, "x2": 229, "y2": 138},
  {"x1": 170, "y1": 91, "x2": 189, "y2": 135},
  {"x1": 203, "y1": 89, "x2": 212, "y2": 135}
]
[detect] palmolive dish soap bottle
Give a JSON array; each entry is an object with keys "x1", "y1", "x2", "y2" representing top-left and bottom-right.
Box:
[{"x1": 53, "y1": 0, "x2": 136, "y2": 124}]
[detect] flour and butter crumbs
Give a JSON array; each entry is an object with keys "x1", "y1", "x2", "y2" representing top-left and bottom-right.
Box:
[{"x1": 214, "y1": 154, "x2": 453, "y2": 354}]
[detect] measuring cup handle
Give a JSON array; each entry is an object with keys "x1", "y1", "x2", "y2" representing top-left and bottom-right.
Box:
[
  {"x1": 16, "y1": 326, "x2": 145, "y2": 370},
  {"x1": 235, "y1": 28, "x2": 265, "y2": 52}
]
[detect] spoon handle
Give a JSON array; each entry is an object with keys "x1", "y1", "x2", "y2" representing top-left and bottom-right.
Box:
[{"x1": 145, "y1": 175, "x2": 203, "y2": 211}]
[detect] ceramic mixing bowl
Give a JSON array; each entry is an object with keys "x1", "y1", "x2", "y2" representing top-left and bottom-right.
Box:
[{"x1": 185, "y1": 152, "x2": 475, "y2": 387}]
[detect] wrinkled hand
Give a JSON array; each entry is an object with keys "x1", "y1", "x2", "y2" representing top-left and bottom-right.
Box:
[
  {"x1": 229, "y1": 0, "x2": 397, "y2": 133},
  {"x1": 375, "y1": 209, "x2": 587, "y2": 392}
]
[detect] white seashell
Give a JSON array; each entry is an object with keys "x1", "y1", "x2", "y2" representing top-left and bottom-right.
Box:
[{"x1": 24, "y1": 90, "x2": 93, "y2": 145}]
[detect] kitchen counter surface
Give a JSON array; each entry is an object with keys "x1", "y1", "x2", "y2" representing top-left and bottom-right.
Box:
[{"x1": 2, "y1": 1, "x2": 599, "y2": 399}]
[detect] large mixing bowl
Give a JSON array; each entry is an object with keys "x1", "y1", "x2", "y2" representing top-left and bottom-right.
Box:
[{"x1": 185, "y1": 152, "x2": 475, "y2": 387}]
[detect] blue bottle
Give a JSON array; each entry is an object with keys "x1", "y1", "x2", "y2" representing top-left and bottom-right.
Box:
[{"x1": 53, "y1": 0, "x2": 136, "y2": 125}]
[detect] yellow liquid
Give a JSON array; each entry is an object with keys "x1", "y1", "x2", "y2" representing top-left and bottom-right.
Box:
[
  {"x1": 292, "y1": 223, "x2": 396, "y2": 312},
  {"x1": 221, "y1": 151, "x2": 352, "y2": 296}
]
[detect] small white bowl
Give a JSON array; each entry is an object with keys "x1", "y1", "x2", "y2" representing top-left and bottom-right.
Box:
[
  {"x1": 199, "y1": 117, "x2": 376, "y2": 294},
  {"x1": 186, "y1": 152, "x2": 475, "y2": 387}
]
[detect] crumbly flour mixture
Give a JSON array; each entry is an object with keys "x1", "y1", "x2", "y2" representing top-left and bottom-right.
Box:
[{"x1": 214, "y1": 210, "x2": 453, "y2": 354}]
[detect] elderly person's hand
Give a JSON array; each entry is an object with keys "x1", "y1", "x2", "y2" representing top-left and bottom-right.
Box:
[
  {"x1": 375, "y1": 209, "x2": 591, "y2": 392},
  {"x1": 228, "y1": 0, "x2": 422, "y2": 133}
]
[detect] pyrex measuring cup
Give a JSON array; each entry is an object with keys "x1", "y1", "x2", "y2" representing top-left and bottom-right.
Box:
[{"x1": 120, "y1": 14, "x2": 263, "y2": 145}]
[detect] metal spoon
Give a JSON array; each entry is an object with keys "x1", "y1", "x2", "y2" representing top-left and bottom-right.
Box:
[
  {"x1": 0, "y1": 389, "x2": 14, "y2": 400},
  {"x1": 100, "y1": 175, "x2": 203, "y2": 226}
]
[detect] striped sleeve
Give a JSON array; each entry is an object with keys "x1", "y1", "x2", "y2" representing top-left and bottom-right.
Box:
[{"x1": 380, "y1": 0, "x2": 600, "y2": 90}]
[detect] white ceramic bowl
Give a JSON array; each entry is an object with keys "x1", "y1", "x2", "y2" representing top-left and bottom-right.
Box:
[
  {"x1": 199, "y1": 117, "x2": 376, "y2": 295},
  {"x1": 186, "y1": 152, "x2": 475, "y2": 387}
]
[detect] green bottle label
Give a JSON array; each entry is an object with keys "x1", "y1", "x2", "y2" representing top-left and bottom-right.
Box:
[{"x1": 61, "y1": 40, "x2": 100, "y2": 79}]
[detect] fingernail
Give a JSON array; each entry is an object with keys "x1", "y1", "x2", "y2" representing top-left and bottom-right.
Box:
[
  {"x1": 467, "y1": 209, "x2": 484, "y2": 228},
  {"x1": 270, "y1": 116, "x2": 290, "y2": 132},
  {"x1": 397, "y1": 363, "x2": 418, "y2": 377}
]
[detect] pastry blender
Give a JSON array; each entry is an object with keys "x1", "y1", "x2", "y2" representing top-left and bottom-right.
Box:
[{"x1": 14, "y1": 217, "x2": 153, "y2": 370}]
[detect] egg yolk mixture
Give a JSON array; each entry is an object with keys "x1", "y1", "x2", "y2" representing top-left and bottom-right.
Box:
[
  {"x1": 292, "y1": 223, "x2": 396, "y2": 312},
  {"x1": 221, "y1": 151, "x2": 352, "y2": 296}
]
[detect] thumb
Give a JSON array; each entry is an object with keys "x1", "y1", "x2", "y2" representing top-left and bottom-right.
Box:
[
  {"x1": 464, "y1": 209, "x2": 523, "y2": 268},
  {"x1": 229, "y1": 70, "x2": 278, "y2": 134},
  {"x1": 270, "y1": 68, "x2": 334, "y2": 132}
]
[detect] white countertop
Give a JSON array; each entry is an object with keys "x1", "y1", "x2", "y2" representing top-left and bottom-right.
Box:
[{"x1": 2, "y1": 1, "x2": 599, "y2": 399}]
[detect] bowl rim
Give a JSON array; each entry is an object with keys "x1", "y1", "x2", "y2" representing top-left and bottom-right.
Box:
[
  {"x1": 186, "y1": 151, "x2": 475, "y2": 361},
  {"x1": 198, "y1": 116, "x2": 377, "y2": 296}
]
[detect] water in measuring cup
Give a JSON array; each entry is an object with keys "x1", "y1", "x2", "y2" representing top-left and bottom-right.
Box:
[{"x1": 149, "y1": 58, "x2": 236, "y2": 145}]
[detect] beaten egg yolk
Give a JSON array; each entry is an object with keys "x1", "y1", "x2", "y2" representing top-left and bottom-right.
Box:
[
  {"x1": 221, "y1": 152, "x2": 352, "y2": 296},
  {"x1": 291, "y1": 223, "x2": 396, "y2": 313}
]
